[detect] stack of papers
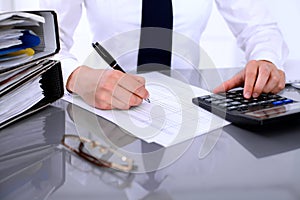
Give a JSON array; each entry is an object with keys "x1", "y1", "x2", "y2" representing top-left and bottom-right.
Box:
[
  {"x1": 0, "y1": 76, "x2": 44, "y2": 125},
  {"x1": 0, "y1": 12, "x2": 46, "y2": 128},
  {"x1": 63, "y1": 72, "x2": 230, "y2": 147},
  {"x1": 0, "y1": 12, "x2": 45, "y2": 27},
  {"x1": 0, "y1": 12, "x2": 45, "y2": 70}
]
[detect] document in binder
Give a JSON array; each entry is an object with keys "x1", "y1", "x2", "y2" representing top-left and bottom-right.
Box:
[{"x1": 0, "y1": 10, "x2": 64, "y2": 129}]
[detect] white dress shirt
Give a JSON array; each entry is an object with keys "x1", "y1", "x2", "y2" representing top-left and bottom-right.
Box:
[{"x1": 40, "y1": 0, "x2": 288, "y2": 86}]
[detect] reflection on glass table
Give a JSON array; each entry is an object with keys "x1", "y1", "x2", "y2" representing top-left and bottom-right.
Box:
[
  {"x1": 0, "y1": 106, "x2": 65, "y2": 200},
  {"x1": 64, "y1": 148, "x2": 135, "y2": 190},
  {"x1": 224, "y1": 86, "x2": 300, "y2": 158},
  {"x1": 61, "y1": 134, "x2": 135, "y2": 172}
]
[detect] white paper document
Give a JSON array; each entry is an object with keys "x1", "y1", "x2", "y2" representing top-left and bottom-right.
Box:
[
  {"x1": 63, "y1": 72, "x2": 230, "y2": 147},
  {"x1": 0, "y1": 77, "x2": 44, "y2": 125},
  {"x1": 0, "y1": 11, "x2": 45, "y2": 27}
]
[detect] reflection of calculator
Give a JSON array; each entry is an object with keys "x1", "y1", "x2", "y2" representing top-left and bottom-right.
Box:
[{"x1": 192, "y1": 89, "x2": 300, "y2": 126}]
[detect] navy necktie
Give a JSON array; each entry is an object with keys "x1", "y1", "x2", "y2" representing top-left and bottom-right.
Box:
[{"x1": 137, "y1": 0, "x2": 173, "y2": 72}]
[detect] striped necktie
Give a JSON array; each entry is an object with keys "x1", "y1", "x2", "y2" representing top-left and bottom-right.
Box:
[{"x1": 137, "y1": 0, "x2": 173, "y2": 72}]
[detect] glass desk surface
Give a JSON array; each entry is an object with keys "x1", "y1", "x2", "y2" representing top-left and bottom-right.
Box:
[{"x1": 1, "y1": 68, "x2": 300, "y2": 200}]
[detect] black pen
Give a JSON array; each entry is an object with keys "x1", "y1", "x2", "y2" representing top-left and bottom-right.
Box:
[{"x1": 92, "y1": 42, "x2": 150, "y2": 103}]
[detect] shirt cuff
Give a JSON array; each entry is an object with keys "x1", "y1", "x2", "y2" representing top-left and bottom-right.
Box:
[
  {"x1": 60, "y1": 58, "x2": 79, "y2": 87},
  {"x1": 248, "y1": 51, "x2": 283, "y2": 71},
  {"x1": 245, "y1": 34, "x2": 289, "y2": 71}
]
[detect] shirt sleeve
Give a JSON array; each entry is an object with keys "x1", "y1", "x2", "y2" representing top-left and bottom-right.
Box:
[
  {"x1": 215, "y1": 0, "x2": 289, "y2": 69},
  {"x1": 39, "y1": 0, "x2": 84, "y2": 87}
]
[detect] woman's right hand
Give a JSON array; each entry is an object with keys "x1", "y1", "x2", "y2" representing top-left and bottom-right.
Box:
[{"x1": 66, "y1": 65, "x2": 149, "y2": 110}]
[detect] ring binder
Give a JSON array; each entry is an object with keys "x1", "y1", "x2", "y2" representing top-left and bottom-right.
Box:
[{"x1": 0, "y1": 11, "x2": 64, "y2": 129}]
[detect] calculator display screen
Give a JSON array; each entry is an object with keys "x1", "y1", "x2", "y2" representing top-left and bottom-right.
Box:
[{"x1": 245, "y1": 103, "x2": 300, "y2": 119}]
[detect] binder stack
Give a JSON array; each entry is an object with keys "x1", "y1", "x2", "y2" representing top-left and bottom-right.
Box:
[{"x1": 0, "y1": 11, "x2": 64, "y2": 129}]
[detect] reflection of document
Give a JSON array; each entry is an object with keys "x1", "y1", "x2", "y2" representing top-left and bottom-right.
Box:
[{"x1": 63, "y1": 72, "x2": 230, "y2": 147}]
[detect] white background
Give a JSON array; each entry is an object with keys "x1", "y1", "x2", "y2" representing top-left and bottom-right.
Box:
[{"x1": 1, "y1": 0, "x2": 299, "y2": 71}]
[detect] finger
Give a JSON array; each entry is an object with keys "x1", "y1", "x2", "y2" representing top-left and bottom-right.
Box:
[
  {"x1": 131, "y1": 74, "x2": 146, "y2": 85},
  {"x1": 94, "y1": 90, "x2": 130, "y2": 110},
  {"x1": 94, "y1": 99, "x2": 113, "y2": 110},
  {"x1": 259, "y1": 65, "x2": 281, "y2": 94},
  {"x1": 252, "y1": 63, "x2": 271, "y2": 98},
  {"x1": 272, "y1": 70, "x2": 286, "y2": 93},
  {"x1": 96, "y1": 70, "x2": 125, "y2": 94},
  {"x1": 243, "y1": 60, "x2": 259, "y2": 98},
  {"x1": 110, "y1": 96, "x2": 132, "y2": 110},
  {"x1": 130, "y1": 75, "x2": 150, "y2": 99},
  {"x1": 266, "y1": 70, "x2": 286, "y2": 94},
  {"x1": 261, "y1": 75, "x2": 278, "y2": 94},
  {"x1": 118, "y1": 74, "x2": 149, "y2": 99},
  {"x1": 213, "y1": 70, "x2": 244, "y2": 93},
  {"x1": 96, "y1": 71, "x2": 147, "y2": 109},
  {"x1": 112, "y1": 84, "x2": 143, "y2": 107}
]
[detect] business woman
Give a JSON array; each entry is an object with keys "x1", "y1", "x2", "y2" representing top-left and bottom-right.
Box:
[{"x1": 40, "y1": 0, "x2": 288, "y2": 110}]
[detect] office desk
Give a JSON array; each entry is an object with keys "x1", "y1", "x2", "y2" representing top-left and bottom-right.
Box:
[{"x1": 1, "y1": 68, "x2": 300, "y2": 200}]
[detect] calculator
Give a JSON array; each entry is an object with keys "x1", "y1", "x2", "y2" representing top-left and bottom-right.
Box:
[{"x1": 192, "y1": 89, "x2": 300, "y2": 126}]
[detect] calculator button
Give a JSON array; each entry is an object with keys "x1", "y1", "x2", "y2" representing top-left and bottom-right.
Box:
[
  {"x1": 260, "y1": 100, "x2": 269, "y2": 106},
  {"x1": 266, "y1": 99, "x2": 277, "y2": 104},
  {"x1": 272, "y1": 101, "x2": 284, "y2": 106},
  {"x1": 218, "y1": 103, "x2": 231, "y2": 108},
  {"x1": 259, "y1": 96, "x2": 269, "y2": 100},
  {"x1": 226, "y1": 94, "x2": 236, "y2": 98},
  {"x1": 217, "y1": 92, "x2": 227, "y2": 96},
  {"x1": 210, "y1": 94, "x2": 225, "y2": 100},
  {"x1": 268, "y1": 94, "x2": 281, "y2": 99},
  {"x1": 230, "y1": 101, "x2": 242, "y2": 106},
  {"x1": 211, "y1": 100, "x2": 223, "y2": 105},
  {"x1": 260, "y1": 93, "x2": 268, "y2": 97},
  {"x1": 248, "y1": 102, "x2": 259, "y2": 107},
  {"x1": 199, "y1": 95, "x2": 211, "y2": 100},
  {"x1": 283, "y1": 99, "x2": 293, "y2": 104},
  {"x1": 204, "y1": 98, "x2": 214, "y2": 103},
  {"x1": 227, "y1": 106, "x2": 238, "y2": 111},
  {"x1": 278, "y1": 97, "x2": 287, "y2": 101},
  {"x1": 234, "y1": 97, "x2": 243, "y2": 101},
  {"x1": 223, "y1": 99, "x2": 234, "y2": 103},
  {"x1": 241, "y1": 99, "x2": 250, "y2": 104},
  {"x1": 237, "y1": 104, "x2": 248, "y2": 110},
  {"x1": 227, "y1": 90, "x2": 239, "y2": 95}
]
